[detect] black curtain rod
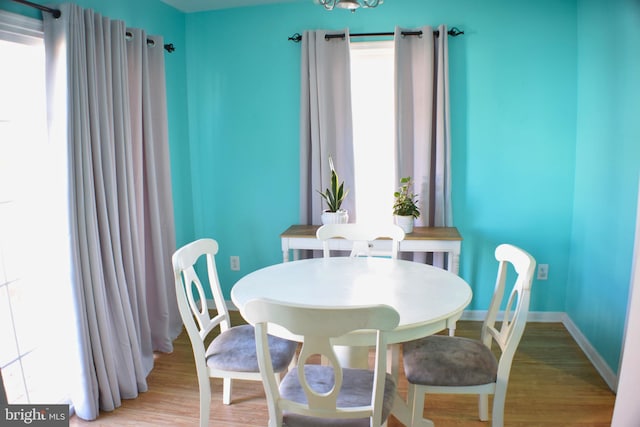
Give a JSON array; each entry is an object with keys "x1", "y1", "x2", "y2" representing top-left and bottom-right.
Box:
[
  {"x1": 125, "y1": 32, "x2": 176, "y2": 53},
  {"x1": 11, "y1": 0, "x2": 60, "y2": 18},
  {"x1": 288, "y1": 27, "x2": 464, "y2": 42},
  {"x1": 10, "y1": 0, "x2": 175, "y2": 53}
]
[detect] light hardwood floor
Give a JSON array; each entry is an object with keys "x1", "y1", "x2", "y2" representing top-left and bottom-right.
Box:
[{"x1": 70, "y1": 316, "x2": 615, "y2": 426}]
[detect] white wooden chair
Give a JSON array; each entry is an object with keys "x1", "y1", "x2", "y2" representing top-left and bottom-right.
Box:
[
  {"x1": 402, "y1": 243, "x2": 536, "y2": 427},
  {"x1": 172, "y1": 239, "x2": 297, "y2": 427},
  {"x1": 243, "y1": 298, "x2": 400, "y2": 427},
  {"x1": 316, "y1": 223, "x2": 406, "y2": 259}
]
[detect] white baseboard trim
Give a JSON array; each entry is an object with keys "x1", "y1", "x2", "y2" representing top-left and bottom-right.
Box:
[
  {"x1": 561, "y1": 314, "x2": 618, "y2": 392},
  {"x1": 226, "y1": 301, "x2": 618, "y2": 391},
  {"x1": 460, "y1": 310, "x2": 566, "y2": 322},
  {"x1": 462, "y1": 310, "x2": 617, "y2": 392}
]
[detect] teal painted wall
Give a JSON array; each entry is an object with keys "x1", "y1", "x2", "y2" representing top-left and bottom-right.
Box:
[
  {"x1": 184, "y1": 0, "x2": 578, "y2": 317},
  {"x1": 0, "y1": 0, "x2": 194, "y2": 244},
  {"x1": 570, "y1": 0, "x2": 640, "y2": 373},
  {"x1": 5, "y1": 0, "x2": 638, "y2": 377}
]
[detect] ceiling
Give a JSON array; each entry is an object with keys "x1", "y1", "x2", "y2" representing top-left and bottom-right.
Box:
[{"x1": 159, "y1": 0, "x2": 302, "y2": 13}]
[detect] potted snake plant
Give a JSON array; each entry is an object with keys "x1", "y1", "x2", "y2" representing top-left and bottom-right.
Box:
[
  {"x1": 393, "y1": 176, "x2": 420, "y2": 233},
  {"x1": 317, "y1": 157, "x2": 349, "y2": 224}
]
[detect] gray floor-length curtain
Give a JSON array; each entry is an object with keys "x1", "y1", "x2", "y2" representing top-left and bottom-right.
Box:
[
  {"x1": 126, "y1": 28, "x2": 181, "y2": 352},
  {"x1": 43, "y1": 4, "x2": 179, "y2": 420},
  {"x1": 299, "y1": 29, "x2": 356, "y2": 225},
  {"x1": 395, "y1": 25, "x2": 453, "y2": 265}
]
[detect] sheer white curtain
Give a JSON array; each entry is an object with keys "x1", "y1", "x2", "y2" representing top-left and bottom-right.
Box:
[
  {"x1": 395, "y1": 25, "x2": 453, "y2": 265},
  {"x1": 299, "y1": 29, "x2": 356, "y2": 225},
  {"x1": 43, "y1": 4, "x2": 179, "y2": 420}
]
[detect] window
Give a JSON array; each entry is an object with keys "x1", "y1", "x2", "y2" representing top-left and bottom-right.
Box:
[
  {"x1": 350, "y1": 41, "x2": 395, "y2": 224},
  {"x1": 0, "y1": 11, "x2": 72, "y2": 406}
]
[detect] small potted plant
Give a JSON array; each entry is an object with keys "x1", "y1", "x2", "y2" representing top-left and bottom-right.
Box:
[
  {"x1": 317, "y1": 157, "x2": 349, "y2": 224},
  {"x1": 393, "y1": 176, "x2": 420, "y2": 233}
]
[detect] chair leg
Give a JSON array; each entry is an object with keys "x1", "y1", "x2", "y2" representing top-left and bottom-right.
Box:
[
  {"x1": 288, "y1": 350, "x2": 298, "y2": 371},
  {"x1": 387, "y1": 344, "x2": 400, "y2": 381},
  {"x1": 275, "y1": 372, "x2": 281, "y2": 386},
  {"x1": 222, "y1": 378, "x2": 232, "y2": 405},
  {"x1": 198, "y1": 376, "x2": 211, "y2": 427},
  {"x1": 407, "y1": 384, "x2": 416, "y2": 417},
  {"x1": 409, "y1": 385, "x2": 434, "y2": 427},
  {"x1": 491, "y1": 388, "x2": 506, "y2": 427},
  {"x1": 478, "y1": 393, "x2": 489, "y2": 421}
]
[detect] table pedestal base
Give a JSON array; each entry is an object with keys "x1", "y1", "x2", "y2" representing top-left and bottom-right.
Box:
[{"x1": 333, "y1": 345, "x2": 370, "y2": 369}]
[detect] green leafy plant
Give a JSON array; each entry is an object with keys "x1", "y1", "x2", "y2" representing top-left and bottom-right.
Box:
[
  {"x1": 317, "y1": 157, "x2": 348, "y2": 212},
  {"x1": 393, "y1": 176, "x2": 420, "y2": 218}
]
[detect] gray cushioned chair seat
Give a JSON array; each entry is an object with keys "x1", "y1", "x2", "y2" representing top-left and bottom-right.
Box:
[
  {"x1": 279, "y1": 364, "x2": 396, "y2": 427},
  {"x1": 403, "y1": 335, "x2": 498, "y2": 386},
  {"x1": 206, "y1": 324, "x2": 297, "y2": 372}
]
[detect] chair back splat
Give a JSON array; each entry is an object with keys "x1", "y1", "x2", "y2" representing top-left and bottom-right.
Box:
[
  {"x1": 316, "y1": 223, "x2": 405, "y2": 259},
  {"x1": 244, "y1": 299, "x2": 400, "y2": 427}
]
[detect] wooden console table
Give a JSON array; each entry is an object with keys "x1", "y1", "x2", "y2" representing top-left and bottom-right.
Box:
[{"x1": 280, "y1": 224, "x2": 462, "y2": 274}]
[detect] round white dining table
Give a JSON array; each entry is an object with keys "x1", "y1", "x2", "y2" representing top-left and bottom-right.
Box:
[
  {"x1": 231, "y1": 256, "x2": 472, "y2": 348},
  {"x1": 231, "y1": 257, "x2": 472, "y2": 426}
]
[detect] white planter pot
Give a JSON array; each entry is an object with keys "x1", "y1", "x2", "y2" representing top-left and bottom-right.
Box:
[
  {"x1": 321, "y1": 210, "x2": 349, "y2": 225},
  {"x1": 394, "y1": 215, "x2": 414, "y2": 233}
]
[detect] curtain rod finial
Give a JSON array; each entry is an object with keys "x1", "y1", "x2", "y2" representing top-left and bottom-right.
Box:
[{"x1": 288, "y1": 33, "x2": 302, "y2": 43}]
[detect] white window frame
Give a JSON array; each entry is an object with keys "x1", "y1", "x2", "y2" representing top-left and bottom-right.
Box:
[{"x1": 0, "y1": 9, "x2": 43, "y2": 46}]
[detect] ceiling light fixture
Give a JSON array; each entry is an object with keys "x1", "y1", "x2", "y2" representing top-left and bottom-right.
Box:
[{"x1": 318, "y1": 0, "x2": 383, "y2": 11}]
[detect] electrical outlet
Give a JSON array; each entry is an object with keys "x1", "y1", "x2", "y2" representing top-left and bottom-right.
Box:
[
  {"x1": 537, "y1": 264, "x2": 549, "y2": 280},
  {"x1": 230, "y1": 256, "x2": 240, "y2": 271}
]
